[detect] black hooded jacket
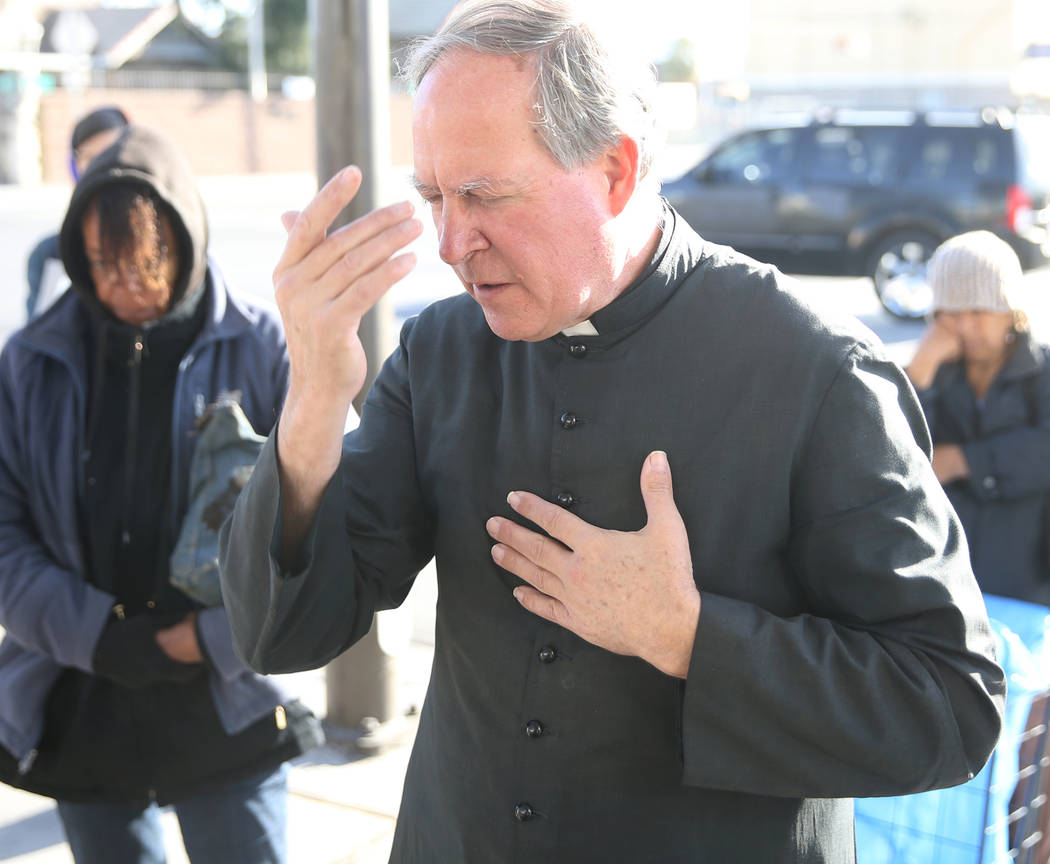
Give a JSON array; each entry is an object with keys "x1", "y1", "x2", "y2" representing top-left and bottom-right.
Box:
[
  {"x1": 59, "y1": 125, "x2": 211, "y2": 617},
  {"x1": 1, "y1": 126, "x2": 320, "y2": 805}
]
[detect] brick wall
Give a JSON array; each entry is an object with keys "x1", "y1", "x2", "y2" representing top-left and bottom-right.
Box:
[{"x1": 37, "y1": 88, "x2": 415, "y2": 182}]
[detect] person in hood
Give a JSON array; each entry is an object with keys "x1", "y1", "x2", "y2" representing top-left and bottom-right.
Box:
[
  {"x1": 0, "y1": 124, "x2": 323, "y2": 863},
  {"x1": 25, "y1": 105, "x2": 129, "y2": 320}
]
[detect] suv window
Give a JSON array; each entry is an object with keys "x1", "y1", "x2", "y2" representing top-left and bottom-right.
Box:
[
  {"x1": 907, "y1": 126, "x2": 1011, "y2": 185},
  {"x1": 806, "y1": 126, "x2": 902, "y2": 185},
  {"x1": 706, "y1": 128, "x2": 802, "y2": 184},
  {"x1": 1016, "y1": 114, "x2": 1050, "y2": 191}
]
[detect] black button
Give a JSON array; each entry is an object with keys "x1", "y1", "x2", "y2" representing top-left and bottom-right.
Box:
[
  {"x1": 555, "y1": 491, "x2": 576, "y2": 508},
  {"x1": 514, "y1": 802, "x2": 535, "y2": 822},
  {"x1": 525, "y1": 719, "x2": 544, "y2": 738},
  {"x1": 559, "y1": 411, "x2": 578, "y2": 429},
  {"x1": 568, "y1": 343, "x2": 588, "y2": 358},
  {"x1": 538, "y1": 645, "x2": 557, "y2": 663}
]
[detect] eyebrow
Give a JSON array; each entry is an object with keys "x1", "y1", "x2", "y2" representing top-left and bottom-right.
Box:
[{"x1": 408, "y1": 175, "x2": 510, "y2": 199}]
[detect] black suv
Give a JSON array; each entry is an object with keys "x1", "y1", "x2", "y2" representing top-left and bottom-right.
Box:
[{"x1": 662, "y1": 108, "x2": 1050, "y2": 317}]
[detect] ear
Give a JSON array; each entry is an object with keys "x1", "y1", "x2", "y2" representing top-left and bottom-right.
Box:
[{"x1": 601, "y1": 134, "x2": 641, "y2": 218}]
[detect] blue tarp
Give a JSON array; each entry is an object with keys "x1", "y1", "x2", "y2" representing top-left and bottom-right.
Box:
[{"x1": 855, "y1": 594, "x2": 1050, "y2": 864}]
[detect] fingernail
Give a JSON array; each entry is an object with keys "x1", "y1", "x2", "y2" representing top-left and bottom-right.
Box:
[
  {"x1": 651, "y1": 451, "x2": 668, "y2": 472},
  {"x1": 507, "y1": 491, "x2": 521, "y2": 508},
  {"x1": 486, "y1": 517, "x2": 500, "y2": 538},
  {"x1": 492, "y1": 544, "x2": 505, "y2": 563},
  {"x1": 512, "y1": 587, "x2": 523, "y2": 602}
]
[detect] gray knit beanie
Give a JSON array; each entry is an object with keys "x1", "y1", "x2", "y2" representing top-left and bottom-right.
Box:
[{"x1": 928, "y1": 230, "x2": 1022, "y2": 314}]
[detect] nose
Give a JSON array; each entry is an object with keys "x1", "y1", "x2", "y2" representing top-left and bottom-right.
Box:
[
  {"x1": 118, "y1": 263, "x2": 146, "y2": 292},
  {"x1": 436, "y1": 198, "x2": 488, "y2": 266}
]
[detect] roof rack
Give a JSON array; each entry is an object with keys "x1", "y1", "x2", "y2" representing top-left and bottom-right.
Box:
[{"x1": 808, "y1": 105, "x2": 1016, "y2": 129}]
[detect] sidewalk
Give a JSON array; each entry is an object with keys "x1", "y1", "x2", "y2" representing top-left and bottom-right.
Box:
[{"x1": 0, "y1": 640, "x2": 434, "y2": 864}]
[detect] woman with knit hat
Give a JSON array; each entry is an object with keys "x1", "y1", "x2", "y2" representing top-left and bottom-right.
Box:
[
  {"x1": 907, "y1": 230, "x2": 1048, "y2": 606},
  {"x1": 906, "y1": 229, "x2": 1050, "y2": 858}
]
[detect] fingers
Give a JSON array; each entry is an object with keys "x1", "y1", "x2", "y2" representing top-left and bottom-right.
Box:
[
  {"x1": 323, "y1": 249, "x2": 418, "y2": 330},
  {"x1": 309, "y1": 211, "x2": 422, "y2": 302},
  {"x1": 275, "y1": 166, "x2": 362, "y2": 274},
  {"x1": 487, "y1": 514, "x2": 573, "y2": 573},
  {"x1": 488, "y1": 529, "x2": 566, "y2": 599},
  {"x1": 639, "y1": 450, "x2": 681, "y2": 530},
  {"x1": 504, "y1": 490, "x2": 586, "y2": 548},
  {"x1": 512, "y1": 585, "x2": 570, "y2": 628},
  {"x1": 275, "y1": 202, "x2": 422, "y2": 314},
  {"x1": 275, "y1": 166, "x2": 420, "y2": 284}
]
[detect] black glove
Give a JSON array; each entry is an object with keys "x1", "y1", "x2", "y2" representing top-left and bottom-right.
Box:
[{"x1": 92, "y1": 613, "x2": 204, "y2": 689}]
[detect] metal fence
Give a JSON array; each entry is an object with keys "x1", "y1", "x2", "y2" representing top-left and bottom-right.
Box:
[{"x1": 1005, "y1": 696, "x2": 1050, "y2": 864}]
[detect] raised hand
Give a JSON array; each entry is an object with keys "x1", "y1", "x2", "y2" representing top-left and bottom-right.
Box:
[
  {"x1": 486, "y1": 451, "x2": 701, "y2": 678},
  {"x1": 275, "y1": 166, "x2": 422, "y2": 424},
  {"x1": 273, "y1": 166, "x2": 423, "y2": 551}
]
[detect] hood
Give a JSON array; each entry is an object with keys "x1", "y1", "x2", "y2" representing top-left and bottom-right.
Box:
[{"x1": 58, "y1": 125, "x2": 210, "y2": 326}]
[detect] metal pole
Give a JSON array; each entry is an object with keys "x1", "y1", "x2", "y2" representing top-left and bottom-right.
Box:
[
  {"x1": 315, "y1": 0, "x2": 400, "y2": 735},
  {"x1": 316, "y1": 0, "x2": 395, "y2": 414},
  {"x1": 248, "y1": 0, "x2": 267, "y2": 101}
]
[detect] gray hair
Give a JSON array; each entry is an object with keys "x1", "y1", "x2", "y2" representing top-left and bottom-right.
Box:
[{"x1": 400, "y1": 0, "x2": 658, "y2": 181}]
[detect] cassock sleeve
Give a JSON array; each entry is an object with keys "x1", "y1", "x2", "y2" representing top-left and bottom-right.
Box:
[
  {"x1": 680, "y1": 345, "x2": 1005, "y2": 798},
  {"x1": 219, "y1": 328, "x2": 434, "y2": 675}
]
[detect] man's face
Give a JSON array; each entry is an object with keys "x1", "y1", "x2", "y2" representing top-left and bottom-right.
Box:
[
  {"x1": 412, "y1": 49, "x2": 619, "y2": 342},
  {"x1": 82, "y1": 204, "x2": 179, "y2": 326}
]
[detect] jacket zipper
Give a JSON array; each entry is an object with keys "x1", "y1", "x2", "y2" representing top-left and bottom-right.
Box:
[
  {"x1": 121, "y1": 332, "x2": 145, "y2": 546},
  {"x1": 169, "y1": 349, "x2": 197, "y2": 538}
]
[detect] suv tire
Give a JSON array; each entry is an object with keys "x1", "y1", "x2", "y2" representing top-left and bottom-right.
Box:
[{"x1": 867, "y1": 229, "x2": 942, "y2": 319}]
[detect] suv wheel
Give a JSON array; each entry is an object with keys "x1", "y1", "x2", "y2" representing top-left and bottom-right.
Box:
[{"x1": 868, "y1": 230, "x2": 941, "y2": 319}]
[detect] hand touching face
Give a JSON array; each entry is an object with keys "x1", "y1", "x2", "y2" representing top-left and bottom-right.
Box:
[{"x1": 937, "y1": 309, "x2": 1016, "y2": 366}]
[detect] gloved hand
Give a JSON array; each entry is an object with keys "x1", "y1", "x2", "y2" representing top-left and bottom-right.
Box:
[{"x1": 92, "y1": 612, "x2": 204, "y2": 689}]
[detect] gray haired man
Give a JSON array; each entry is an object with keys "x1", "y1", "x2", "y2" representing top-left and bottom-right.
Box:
[{"x1": 221, "y1": 1, "x2": 1004, "y2": 860}]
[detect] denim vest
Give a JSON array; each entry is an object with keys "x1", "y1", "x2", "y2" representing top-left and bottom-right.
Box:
[{"x1": 171, "y1": 398, "x2": 266, "y2": 606}]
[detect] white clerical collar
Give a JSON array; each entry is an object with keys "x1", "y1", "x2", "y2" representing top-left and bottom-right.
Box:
[{"x1": 561, "y1": 319, "x2": 599, "y2": 337}]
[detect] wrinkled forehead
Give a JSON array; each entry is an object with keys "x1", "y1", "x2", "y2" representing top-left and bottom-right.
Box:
[
  {"x1": 411, "y1": 49, "x2": 548, "y2": 182},
  {"x1": 413, "y1": 48, "x2": 537, "y2": 125}
]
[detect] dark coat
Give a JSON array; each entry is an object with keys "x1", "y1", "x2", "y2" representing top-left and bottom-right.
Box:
[
  {"x1": 917, "y1": 332, "x2": 1050, "y2": 606},
  {"x1": 0, "y1": 126, "x2": 307, "y2": 782},
  {"x1": 221, "y1": 207, "x2": 1004, "y2": 862}
]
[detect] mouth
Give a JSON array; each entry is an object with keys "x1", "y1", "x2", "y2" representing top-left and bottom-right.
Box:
[{"x1": 470, "y1": 281, "x2": 512, "y2": 297}]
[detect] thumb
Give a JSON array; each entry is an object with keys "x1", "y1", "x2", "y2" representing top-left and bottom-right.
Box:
[
  {"x1": 280, "y1": 210, "x2": 299, "y2": 233},
  {"x1": 639, "y1": 450, "x2": 682, "y2": 532}
]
